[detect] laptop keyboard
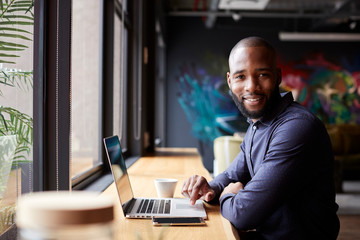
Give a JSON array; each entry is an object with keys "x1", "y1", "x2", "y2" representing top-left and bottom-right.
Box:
[{"x1": 136, "y1": 199, "x2": 171, "y2": 214}]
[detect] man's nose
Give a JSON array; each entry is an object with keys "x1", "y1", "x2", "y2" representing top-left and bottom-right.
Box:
[{"x1": 244, "y1": 77, "x2": 259, "y2": 92}]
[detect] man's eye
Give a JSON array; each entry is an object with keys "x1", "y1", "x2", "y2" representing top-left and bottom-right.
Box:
[
  {"x1": 259, "y1": 73, "x2": 270, "y2": 78},
  {"x1": 234, "y1": 75, "x2": 245, "y2": 80}
]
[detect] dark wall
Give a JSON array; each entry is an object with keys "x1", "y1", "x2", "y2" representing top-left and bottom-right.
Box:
[
  {"x1": 165, "y1": 17, "x2": 360, "y2": 172},
  {"x1": 165, "y1": 17, "x2": 280, "y2": 171}
]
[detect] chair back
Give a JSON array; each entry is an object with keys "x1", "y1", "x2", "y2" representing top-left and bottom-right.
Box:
[{"x1": 213, "y1": 135, "x2": 243, "y2": 176}]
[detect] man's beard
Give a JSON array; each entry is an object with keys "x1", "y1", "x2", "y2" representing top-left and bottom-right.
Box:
[{"x1": 230, "y1": 86, "x2": 280, "y2": 120}]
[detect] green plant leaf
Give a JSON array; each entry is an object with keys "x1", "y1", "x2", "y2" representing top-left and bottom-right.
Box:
[
  {"x1": 0, "y1": 46, "x2": 25, "y2": 51},
  {"x1": 0, "y1": 33, "x2": 31, "y2": 40},
  {"x1": 0, "y1": 69, "x2": 33, "y2": 92},
  {"x1": 0, "y1": 112, "x2": 8, "y2": 130},
  {"x1": 0, "y1": 106, "x2": 33, "y2": 164},
  {"x1": 16, "y1": 0, "x2": 34, "y2": 4},
  {"x1": 6, "y1": 7, "x2": 32, "y2": 13},
  {"x1": 0, "y1": 0, "x2": 33, "y2": 64},
  {"x1": 12, "y1": 3, "x2": 32, "y2": 8},
  {"x1": 3, "y1": 14, "x2": 32, "y2": 20},
  {"x1": 0, "y1": 80, "x2": 14, "y2": 87},
  {"x1": 0, "y1": 60, "x2": 15, "y2": 64},
  {"x1": 0, "y1": 27, "x2": 32, "y2": 34},
  {"x1": 0, "y1": 41, "x2": 28, "y2": 48},
  {"x1": 13, "y1": 159, "x2": 32, "y2": 165},
  {"x1": 12, "y1": 154, "x2": 26, "y2": 161},
  {"x1": 0, "y1": 53, "x2": 19, "y2": 57},
  {"x1": 0, "y1": 20, "x2": 33, "y2": 25}
]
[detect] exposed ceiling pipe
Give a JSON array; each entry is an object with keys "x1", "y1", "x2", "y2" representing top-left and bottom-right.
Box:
[
  {"x1": 167, "y1": 10, "x2": 357, "y2": 19},
  {"x1": 310, "y1": 0, "x2": 355, "y2": 30}
]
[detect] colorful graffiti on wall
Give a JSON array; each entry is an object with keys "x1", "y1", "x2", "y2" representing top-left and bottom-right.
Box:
[
  {"x1": 176, "y1": 61, "x2": 248, "y2": 144},
  {"x1": 280, "y1": 52, "x2": 360, "y2": 124},
  {"x1": 177, "y1": 52, "x2": 360, "y2": 143}
]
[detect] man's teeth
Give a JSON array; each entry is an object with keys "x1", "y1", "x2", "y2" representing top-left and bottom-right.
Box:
[{"x1": 247, "y1": 98, "x2": 260, "y2": 102}]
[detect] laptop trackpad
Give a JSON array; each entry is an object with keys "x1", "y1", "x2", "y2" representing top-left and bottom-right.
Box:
[{"x1": 176, "y1": 203, "x2": 204, "y2": 210}]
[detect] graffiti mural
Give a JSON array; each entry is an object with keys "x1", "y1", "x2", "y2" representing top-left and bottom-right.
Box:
[
  {"x1": 176, "y1": 61, "x2": 248, "y2": 144},
  {"x1": 280, "y1": 52, "x2": 360, "y2": 124},
  {"x1": 177, "y1": 51, "x2": 360, "y2": 143}
]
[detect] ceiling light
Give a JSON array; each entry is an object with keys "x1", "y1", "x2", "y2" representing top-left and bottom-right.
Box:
[
  {"x1": 218, "y1": 0, "x2": 270, "y2": 10},
  {"x1": 232, "y1": 12, "x2": 242, "y2": 21},
  {"x1": 279, "y1": 32, "x2": 360, "y2": 41},
  {"x1": 349, "y1": 21, "x2": 357, "y2": 30}
]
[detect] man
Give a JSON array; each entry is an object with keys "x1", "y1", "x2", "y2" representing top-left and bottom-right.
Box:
[{"x1": 182, "y1": 36, "x2": 340, "y2": 239}]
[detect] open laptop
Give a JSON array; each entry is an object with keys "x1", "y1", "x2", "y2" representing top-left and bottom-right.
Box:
[{"x1": 103, "y1": 135, "x2": 207, "y2": 219}]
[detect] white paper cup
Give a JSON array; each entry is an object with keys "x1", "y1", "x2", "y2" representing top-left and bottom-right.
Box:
[{"x1": 154, "y1": 178, "x2": 178, "y2": 198}]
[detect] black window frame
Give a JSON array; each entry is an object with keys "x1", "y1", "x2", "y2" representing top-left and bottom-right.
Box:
[{"x1": 33, "y1": 0, "x2": 139, "y2": 192}]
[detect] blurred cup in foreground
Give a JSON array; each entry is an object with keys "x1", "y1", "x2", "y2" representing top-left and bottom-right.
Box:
[
  {"x1": 154, "y1": 178, "x2": 178, "y2": 198},
  {"x1": 16, "y1": 191, "x2": 114, "y2": 240}
]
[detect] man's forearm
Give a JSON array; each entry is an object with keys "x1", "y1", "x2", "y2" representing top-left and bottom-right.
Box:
[
  {"x1": 219, "y1": 191, "x2": 260, "y2": 230},
  {"x1": 207, "y1": 172, "x2": 233, "y2": 202}
]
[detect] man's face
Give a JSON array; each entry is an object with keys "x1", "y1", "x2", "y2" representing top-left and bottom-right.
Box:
[{"x1": 227, "y1": 46, "x2": 281, "y2": 121}]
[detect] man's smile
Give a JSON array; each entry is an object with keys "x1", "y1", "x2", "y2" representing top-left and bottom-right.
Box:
[{"x1": 242, "y1": 95, "x2": 265, "y2": 106}]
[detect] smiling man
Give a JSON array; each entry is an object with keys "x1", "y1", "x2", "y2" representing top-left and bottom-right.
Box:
[
  {"x1": 228, "y1": 38, "x2": 281, "y2": 122},
  {"x1": 182, "y1": 37, "x2": 340, "y2": 240}
]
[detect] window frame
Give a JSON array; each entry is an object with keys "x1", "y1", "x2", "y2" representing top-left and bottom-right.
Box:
[
  {"x1": 73, "y1": 0, "x2": 133, "y2": 189},
  {"x1": 71, "y1": 0, "x2": 108, "y2": 189},
  {"x1": 33, "y1": 0, "x2": 71, "y2": 191},
  {"x1": 33, "y1": 0, "x2": 135, "y2": 192}
]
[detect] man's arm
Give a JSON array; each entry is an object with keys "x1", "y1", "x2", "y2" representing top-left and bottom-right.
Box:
[
  {"x1": 220, "y1": 182, "x2": 244, "y2": 198},
  {"x1": 208, "y1": 144, "x2": 251, "y2": 200},
  {"x1": 219, "y1": 118, "x2": 317, "y2": 230},
  {"x1": 182, "y1": 143, "x2": 250, "y2": 204}
]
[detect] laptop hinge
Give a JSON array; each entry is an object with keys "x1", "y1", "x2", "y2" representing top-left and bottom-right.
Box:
[{"x1": 124, "y1": 198, "x2": 136, "y2": 214}]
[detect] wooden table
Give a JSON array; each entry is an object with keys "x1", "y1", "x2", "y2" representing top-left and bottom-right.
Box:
[{"x1": 103, "y1": 148, "x2": 239, "y2": 240}]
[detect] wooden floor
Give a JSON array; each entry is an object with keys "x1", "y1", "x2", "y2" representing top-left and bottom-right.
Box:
[
  {"x1": 338, "y1": 180, "x2": 360, "y2": 239},
  {"x1": 338, "y1": 215, "x2": 360, "y2": 239}
]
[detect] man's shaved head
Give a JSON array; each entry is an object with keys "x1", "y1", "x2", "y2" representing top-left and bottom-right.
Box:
[{"x1": 229, "y1": 36, "x2": 277, "y2": 69}]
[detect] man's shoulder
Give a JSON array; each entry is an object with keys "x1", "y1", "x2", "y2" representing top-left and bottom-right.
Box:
[
  {"x1": 269, "y1": 101, "x2": 326, "y2": 136},
  {"x1": 281, "y1": 101, "x2": 319, "y2": 123}
]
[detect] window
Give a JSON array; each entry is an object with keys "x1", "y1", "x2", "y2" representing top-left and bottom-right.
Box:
[
  {"x1": 71, "y1": 0, "x2": 102, "y2": 181},
  {"x1": 113, "y1": 2, "x2": 129, "y2": 150},
  {"x1": 0, "y1": 0, "x2": 34, "y2": 234},
  {"x1": 31, "y1": 0, "x2": 140, "y2": 196}
]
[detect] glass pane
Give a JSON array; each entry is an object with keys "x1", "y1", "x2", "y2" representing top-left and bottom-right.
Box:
[
  {"x1": 113, "y1": 13, "x2": 122, "y2": 141},
  {"x1": 113, "y1": 11, "x2": 128, "y2": 150},
  {"x1": 71, "y1": 0, "x2": 101, "y2": 179},
  {"x1": 0, "y1": 1, "x2": 34, "y2": 234}
]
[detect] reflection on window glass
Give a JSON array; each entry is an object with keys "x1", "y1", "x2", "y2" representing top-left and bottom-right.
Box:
[
  {"x1": 0, "y1": 1, "x2": 34, "y2": 234},
  {"x1": 71, "y1": 0, "x2": 101, "y2": 179}
]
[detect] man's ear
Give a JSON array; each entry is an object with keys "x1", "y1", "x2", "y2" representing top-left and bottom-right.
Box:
[
  {"x1": 227, "y1": 72, "x2": 231, "y2": 88},
  {"x1": 276, "y1": 68, "x2": 282, "y2": 85}
]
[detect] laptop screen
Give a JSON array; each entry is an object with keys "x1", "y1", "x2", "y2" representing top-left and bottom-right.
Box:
[{"x1": 103, "y1": 136, "x2": 134, "y2": 212}]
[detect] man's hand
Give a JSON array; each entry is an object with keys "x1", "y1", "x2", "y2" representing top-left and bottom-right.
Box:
[
  {"x1": 181, "y1": 175, "x2": 215, "y2": 205},
  {"x1": 220, "y1": 182, "x2": 244, "y2": 199}
]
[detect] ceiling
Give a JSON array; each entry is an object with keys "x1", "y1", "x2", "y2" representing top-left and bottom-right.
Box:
[{"x1": 164, "y1": 0, "x2": 360, "y2": 32}]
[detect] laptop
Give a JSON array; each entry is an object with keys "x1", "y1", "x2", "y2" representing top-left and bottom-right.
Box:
[{"x1": 103, "y1": 135, "x2": 207, "y2": 219}]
